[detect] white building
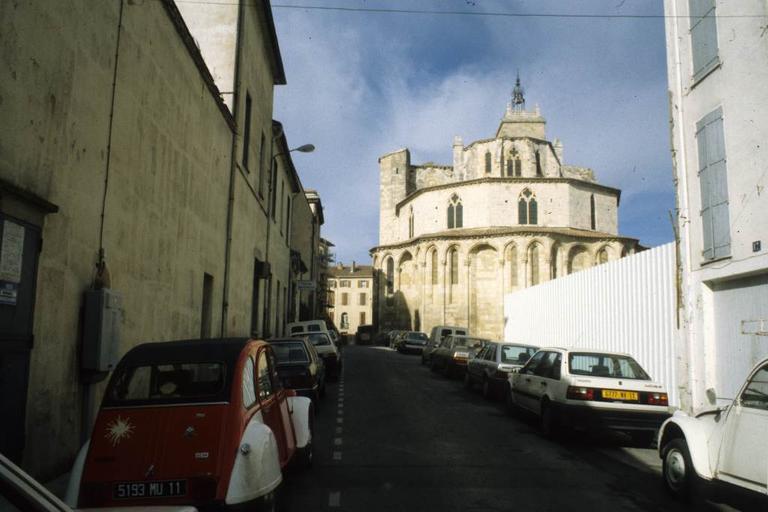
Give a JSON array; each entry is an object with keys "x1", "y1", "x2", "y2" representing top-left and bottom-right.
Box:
[{"x1": 665, "y1": 0, "x2": 768, "y2": 412}]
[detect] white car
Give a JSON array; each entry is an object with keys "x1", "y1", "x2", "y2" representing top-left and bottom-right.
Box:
[
  {"x1": 506, "y1": 347, "x2": 671, "y2": 444},
  {"x1": 658, "y1": 358, "x2": 768, "y2": 506}
]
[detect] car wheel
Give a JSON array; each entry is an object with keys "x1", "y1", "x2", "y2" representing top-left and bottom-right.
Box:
[
  {"x1": 662, "y1": 438, "x2": 697, "y2": 501},
  {"x1": 505, "y1": 386, "x2": 518, "y2": 416},
  {"x1": 463, "y1": 372, "x2": 473, "y2": 390},
  {"x1": 481, "y1": 377, "x2": 492, "y2": 400},
  {"x1": 540, "y1": 400, "x2": 559, "y2": 438}
]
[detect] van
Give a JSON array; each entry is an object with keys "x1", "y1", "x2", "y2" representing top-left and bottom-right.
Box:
[
  {"x1": 287, "y1": 320, "x2": 330, "y2": 336},
  {"x1": 422, "y1": 325, "x2": 469, "y2": 365}
]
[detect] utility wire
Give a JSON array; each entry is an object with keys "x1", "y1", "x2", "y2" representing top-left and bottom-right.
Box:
[{"x1": 172, "y1": 0, "x2": 767, "y2": 19}]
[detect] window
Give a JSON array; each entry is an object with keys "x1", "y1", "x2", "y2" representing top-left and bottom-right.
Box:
[
  {"x1": 358, "y1": 280, "x2": 369, "y2": 288},
  {"x1": 270, "y1": 153, "x2": 278, "y2": 219},
  {"x1": 340, "y1": 280, "x2": 351, "y2": 287},
  {"x1": 243, "y1": 93, "x2": 252, "y2": 171},
  {"x1": 447, "y1": 194, "x2": 463, "y2": 229},
  {"x1": 689, "y1": 0, "x2": 719, "y2": 83},
  {"x1": 359, "y1": 312, "x2": 366, "y2": 325},
  {"x1": 256, "y1": 352, "x2": 273, "y2": 400},
  {"x1": 530, "y1": 244, "x2": 541, "y2": 286},
  {"x1": 590, "y1": 194, "x2": 596, "y2": 230},
  {"x1": 521, "y1": 351, "x2": 546, "y2": 375},
  {"x1": 358, "y1": 293, "x2": 366, "y2": 306},
  {"x1": 329, "y1": 280, "x2": 337, "y2": 288},
  {"x1": 431, "y1": 250, "x2": 438, "y2": 285},
  {"x1": 449, "y1": 248, "x2": 459, "y2": 285},
  {"x1": 386, "y1": 258, "x2": 394, "y2": 295},
  {"x1": 258, "y1": 132, "x2": 266, "y2": 196},
  {"x1": 568, "y1": 353, "x2": 650, "y2": 380},
  {"x1": 408, "y1": 207, "x2": 414, "y2": 238},
  {"x1": 341, "y1": 293, "x2": 349, "y2": 306},
  {"x1": 741, "y1": 365, "x2": 768, "y2": 411},
  {"x1": 515, "y1": 158, "x2": 522, "y2": 177},
  {"x1": 484, "y1": 151, "x2": 492, "y2": 173},
  {"x1": 285, "y1": 196, "x2": 291, "y2": 239},
  {"x1": 340, "y1": 312, "x2": 349, "y2": 329},
  {"x1": 201, "y1": 273, "x2": 213, "y2": 338},
  {"x1": 696, "y1": 107, "x2": 730, "y2": 261},
  {"x1": 242, "y1": 357, "x2": 256, "y2": 408},
  {"x1": 518, "y1": 189, "x2": 538, "y2": 225},
  {"x1": 535, "y1": 150, "x2": 542, "y2": 176},
  {"x1": 506, "y1": 149, "x2": 521, "y2": 177}
]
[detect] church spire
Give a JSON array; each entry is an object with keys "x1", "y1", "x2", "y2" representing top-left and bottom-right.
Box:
[{"x1": 512, "y1": 71, "x2": 525, "y2": 112}]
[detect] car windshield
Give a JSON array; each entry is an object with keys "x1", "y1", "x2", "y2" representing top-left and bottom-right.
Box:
[
  {"x1": 272, "y1": 342, "x2": 310, "y2": 364},
  {"x1": 500, "y1": 345, "x2": 539, "y2": 365},
  {"x1": 568, "y1": 353, "x2": 650, "y2": 380},
  {"x1": 302, "y1": 333, "x2": 331, "y2": 346},
  {"x1": 406, "y1": 332, "x2": 428, "y2": 341},
  {"x1": 108, "y1": 362, "x2": 225, "y2": 404}
]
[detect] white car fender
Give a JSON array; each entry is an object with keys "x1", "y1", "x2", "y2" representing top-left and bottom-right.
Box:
[
  {"x1": 64, "y1": 440, "x2": 90, "y2": 508},
  {"x1": 659, "y1": 410, "x2": 718, "y2": 480},
  {"x1": 287, "y1": 395, "x2": 313, "y2": 449},
  {"x1": 225, "y1": 412, "x2": 282, "y2": 505}
]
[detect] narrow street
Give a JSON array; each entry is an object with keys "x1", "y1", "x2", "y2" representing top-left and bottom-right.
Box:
[{"x1": 282, "y1": 345, "x2": 728, "y2": 512}]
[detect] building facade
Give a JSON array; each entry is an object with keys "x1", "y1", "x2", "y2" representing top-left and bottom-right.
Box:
[
  {"x1": 371, "y1": 82, "x2": 640, "y2": 340},
  {"x1": 327, "y1": 263, "x2": 374, "y2": 335},
  {"x1": 665, "y1": 0, "x2": 768, "y2": 412},
  {"x1": 0, "y1": 0, "x2": 319, "y2": 478}
]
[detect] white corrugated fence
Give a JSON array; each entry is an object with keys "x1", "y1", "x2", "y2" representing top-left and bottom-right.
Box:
[{"x1": 503, "y1": 243, "x2": 678, "y2": 406}]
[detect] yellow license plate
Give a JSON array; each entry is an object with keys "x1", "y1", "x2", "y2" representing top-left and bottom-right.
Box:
[{"x1": 601, "y1": 389, "x2": 638, "y2": 401}]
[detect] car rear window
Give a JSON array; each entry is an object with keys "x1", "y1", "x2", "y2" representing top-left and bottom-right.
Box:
[
  {"x1": 272, "y1": 342, "x2": 310, "y2": 364},
  {"x1": 568, "y1": 353, "x2": 650, "y2": 380},
  {"x1": 407, "y1": 332, "x2": 428, "y2": 341},
  {"x1": 108, "y1": 362, "x2": 226, "y2": 404},
  {"x1": 302, "y1": 333, "x2": 331, "y2": 346},
  {"x1": 500, "y1": 345, "x2": 538, "y2": 364},
  {"x1": 290, "y1": 326, "x2": 304, "y2": 334},
  {"x1": 308, "y1": 324, "x2": 321, "y2": 332}
]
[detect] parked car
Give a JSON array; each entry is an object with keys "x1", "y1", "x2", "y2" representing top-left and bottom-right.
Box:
[
  {"x1": 430, "y1": 335, "x2": 488, "y2": 377},
  {"x1": 292, "y1": 331, "x2": 342, "y2": 381},
  {"x1": 421, "y1": 325, "x2": 468, "y2": 365},
  {"x1": 658, "y1": 358, "x2": 768, "y2": 506},
  {"x1": 465, "y1": 342, "x2": 539, "y2": 398},
  {"x1": 269, "y1": 337, "x2": 326, "y2": 406},
  {"x1": 66, "y1": 338, "x2": 313, "y2": 511},
  {"x1": 396, "y1": 331, "x2": 429, "y2": 354},
  {"x1": 356, "y1": 324, "x2": 376, "y2": 345},
  {"x1": 507, "y1": 348, "x2": 671, "y2": 444}
]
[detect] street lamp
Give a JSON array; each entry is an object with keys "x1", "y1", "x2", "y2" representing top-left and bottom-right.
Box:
[{"x1": 291, "y1": 144, "x2": 315, "y2": 153}]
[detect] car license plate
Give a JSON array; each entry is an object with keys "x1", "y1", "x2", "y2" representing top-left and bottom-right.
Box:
[
  {"x1": 601, "y1": 389, "x2": 638, "y2": 401},
  {"x1": 114, "y1": 480, "x2": 187, "y2": 499}
]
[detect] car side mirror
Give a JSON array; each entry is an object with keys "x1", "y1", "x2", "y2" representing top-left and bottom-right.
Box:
[{"x1": 706, "y1": 387, "x2": 717, "y2": 406}]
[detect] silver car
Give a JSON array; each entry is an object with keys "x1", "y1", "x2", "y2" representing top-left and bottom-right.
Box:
[{"x1": 465, "y1": 342, "x2": 539, "y2": 398}]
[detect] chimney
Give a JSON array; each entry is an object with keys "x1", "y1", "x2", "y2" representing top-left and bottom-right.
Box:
[{"x1": 351, "y1": 261, "x2": 356, "y2": 273}]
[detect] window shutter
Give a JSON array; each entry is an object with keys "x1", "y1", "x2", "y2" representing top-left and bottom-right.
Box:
[
  {"x1": 696, "y1": 107, "x2": 729, "y2": 261},
  {"x1": 689, "y1": 0, "x2": 718, "y2": 81}
]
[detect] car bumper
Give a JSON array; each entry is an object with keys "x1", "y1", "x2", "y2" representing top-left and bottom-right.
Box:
[
  {"x1": 402, "y1": 343, "x2": 425, "y2": 353},
  {"x1": 554, "y1": 403, "x2": 671, "y2": 432}
]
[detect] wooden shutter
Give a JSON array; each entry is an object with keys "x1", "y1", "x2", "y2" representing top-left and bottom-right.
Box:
[
  {"x1": 689, "y1": 0, "x2": 719, "y2": 82},
  {"x1": 696, "y1": 107, "x2": 730, "y2": 261}
]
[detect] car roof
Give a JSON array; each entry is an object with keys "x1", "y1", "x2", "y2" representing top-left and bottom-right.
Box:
[
  {"x1": 117, "y1": 338, "x2": 260, "y2": 368},
  {"x1": 538, "y1": 347, "x2": 635, "y2": 358},
  {"x1": 498, "y1": 341, "x2": 539, "y2": 347}
]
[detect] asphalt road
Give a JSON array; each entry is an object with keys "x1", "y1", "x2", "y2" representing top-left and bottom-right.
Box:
[{"x1": 281, "y1": 345, "x2": 737, "y2": 512}]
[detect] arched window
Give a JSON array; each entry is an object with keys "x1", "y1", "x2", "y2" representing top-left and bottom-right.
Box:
[
  {"x1": 530, "y1": 244, "x2": 541, "y2": 285},
  {"x1": 431, "y1": 250, "x2": 438, "y2": 285},
  {"x1": 386, "y1": 258, "x2": 394, "y2": 295},
  {"x1": 506, "y1": 149, "x2": 520, "y2": 177},
  {"x1": 515, "y1": 159, "x2": 522, "y2": 177},
  {"x1": 590, "y1": 194, "x2": 596, "y2": 230},
  {"x1": 447, "y1": 194, "x2": 463, "y2": 229},
  {"x1": 597, "y1": 247, "x2": 609, "y2": 264},
  {"x1": 535, "y1": 150, "x2": 542, "y2": 176},
  {"x1": 408, "y1": 207, "x2": 414, "y2": 238},
  {"x1": 508, "y1": 245, "x2": 518, "y2": 288},
  {"x1": 484, "y1": 151, "x2": 492, "y2": 174},
  {"x1": 518, "y1": 189, "x2": 538, "y2": 225},
  {"x1": 449, "y1": 248, "x2": 459, "y2": 285}
]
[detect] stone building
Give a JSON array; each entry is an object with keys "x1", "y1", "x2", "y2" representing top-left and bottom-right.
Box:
[
  {"x1": 327, "y1": 263, "x2": 374, "y2": 335},
  {"x1": 0, "y1": 0, "x2": 320, "y2": 478},
  {"x1": 664, "y1": 0, "x2": 768, "y2": 412},
  {"x1": 371, "y1": 80, "x2": 641, "y2": 340}
]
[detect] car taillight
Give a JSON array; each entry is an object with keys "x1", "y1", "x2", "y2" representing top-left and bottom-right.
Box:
[
  {"x1": 646, "y1": 392, "x2": 668, "y2": 406},
  {"x1": 566, "y1": 386, "x2": 595, "y2": 401}
]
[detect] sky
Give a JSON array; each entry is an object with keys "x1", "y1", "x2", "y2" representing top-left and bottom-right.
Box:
[{"x1": 272, "y1": 0, "x2": 675, "y2": 265}]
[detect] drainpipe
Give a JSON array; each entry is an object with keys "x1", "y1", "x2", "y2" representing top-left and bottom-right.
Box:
[{"x1": 221, "y1": 1, "x2": 245, "y2": 337}]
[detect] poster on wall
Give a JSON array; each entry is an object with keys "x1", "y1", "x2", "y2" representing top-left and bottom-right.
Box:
[{"x1": 0, "y1": 220, "x2": 25, "y2": 284}]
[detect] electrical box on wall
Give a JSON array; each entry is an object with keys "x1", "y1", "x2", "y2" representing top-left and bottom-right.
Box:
[{"x1": 82, "y1": 288, "x2": 122, "y2": 372}]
